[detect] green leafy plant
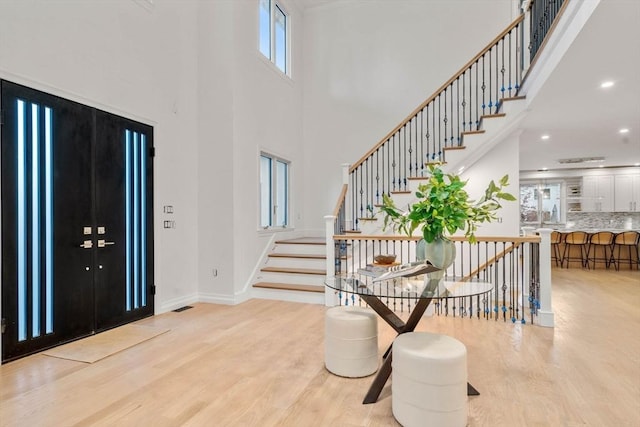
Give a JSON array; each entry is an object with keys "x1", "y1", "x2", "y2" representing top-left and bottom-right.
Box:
[{"x1": 379, "y1": 165, "x2": 516, "y2": 243}]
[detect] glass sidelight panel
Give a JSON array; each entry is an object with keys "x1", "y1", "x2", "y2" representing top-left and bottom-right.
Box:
[
  {"x1": 15, "y1": 99, "x2": 55, "y2": 341},
  {"x1": 125, "y1": 129, "x2": 148, "y2": 311}
]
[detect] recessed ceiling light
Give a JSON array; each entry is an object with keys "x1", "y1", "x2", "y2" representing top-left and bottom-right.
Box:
[
  {"x1": 598, "y1": 165, "x2": 605, "y2": 168},
  {"x1": 619, "y1": 128, "x2": 630, "y2": 134},
  {"x1": 541, "y1": 167, "x2": 548, "y2": 171},
  {"x1": 541, "y1": 134, "x2": 550, "y2": 140},
  {"x1": 600, "y1": 81, "x2": 615, "y2": 88}
]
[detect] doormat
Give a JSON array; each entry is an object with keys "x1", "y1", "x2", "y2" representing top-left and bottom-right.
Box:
[{"x1": 41, "y1": 324, "x2": 169, "y2": 363}]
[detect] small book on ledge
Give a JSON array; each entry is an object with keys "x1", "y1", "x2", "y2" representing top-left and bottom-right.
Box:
[{"x1": 360, "y1": 262, "x2": 440, "y2": 282}]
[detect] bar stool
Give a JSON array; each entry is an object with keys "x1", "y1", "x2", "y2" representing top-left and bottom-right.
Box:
[
  {"x1": 586, "y1": 231, "x2": 615, "y2": 269},
  {"x1": 561, "y1": 231, "x2": 589, "y2": 268},
  {"x1": 550, "y1": 231, "x2": 563, "y2": 267},
  {"x1": 612, "y1": 231, "x2": 640, "y2": 271}
]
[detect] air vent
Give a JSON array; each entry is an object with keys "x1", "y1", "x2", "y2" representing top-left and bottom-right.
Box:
[{"x1": 557, "y1": 156, "x2": 605, "y2": 164}]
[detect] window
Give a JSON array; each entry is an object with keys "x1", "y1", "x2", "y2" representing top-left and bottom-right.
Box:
[
  {"x1": 259, "y1": 0, "x2": 289, "y2": 75},
  {"x1": 520, "y1": 182, "x2": 562, "y2": 225},
  {"x1": 260, "y1": 153, "x2": 289, "y2": 228}
]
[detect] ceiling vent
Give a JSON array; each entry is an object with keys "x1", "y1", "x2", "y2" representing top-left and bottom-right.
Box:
[{"x1": 557, "y1": 156, "x2": 605, "y2": 164}]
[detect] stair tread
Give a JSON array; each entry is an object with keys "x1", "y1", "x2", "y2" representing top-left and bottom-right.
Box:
[
  {"x1": 268, "y1": 253, "x2": 326, "y2": 259},
  {"x1": 444, "y1": 146, "x2": 466, "y2": 151},
  {"x1": 253, "y1": 282, "x2": 325, "y2": 293},
  {"x1": 390, "y1": 190, "x2": 411, "y2": 194},
  {"x1": 481, "y1": 113, "x2": 506, "y2": 119},
  {"x1": 275, "y1": 237, "x2": 325, "y2": 245},
  {"x1": 261, "y1": 266, "x2": 326, "y2": 275},
  {"x1": 461, "y1": 130, "x2": 485, "y2": 135}
]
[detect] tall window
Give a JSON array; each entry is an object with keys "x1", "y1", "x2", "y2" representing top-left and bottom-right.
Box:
[
  {"x1": 260, "y1": 153, "x2": 289, "y2": 228},
  {"x1": 259, "y1": 0, "x2": 289, "y2": 75}
]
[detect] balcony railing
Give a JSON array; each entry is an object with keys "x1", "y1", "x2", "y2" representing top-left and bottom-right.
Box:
[{"x1": 325, "y1": 234, "x2": 544, "y2": 324}]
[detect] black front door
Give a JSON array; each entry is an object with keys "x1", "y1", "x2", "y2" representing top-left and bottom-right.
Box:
[{"x1": 1, "y1": 80, "x2": 154, "y2": 362}]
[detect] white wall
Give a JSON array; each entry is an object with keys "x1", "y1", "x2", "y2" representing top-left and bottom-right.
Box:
[
  {"x1": 462, "y1": 134, "x2": 522, "y2": 237},
  {"x1": 302, "y1": 0, "x2": 515, "y2": 231},
  {"x1": 196, "y1": 0, "x2": 305, "y2": 301},
  {"x1": 0, "y1": 0, "x2": 201, "y2": 311}
]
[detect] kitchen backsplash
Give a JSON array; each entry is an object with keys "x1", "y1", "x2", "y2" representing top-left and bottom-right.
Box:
[{"x1": 565, "y1": 212, "x2": 640, "y2": 230}]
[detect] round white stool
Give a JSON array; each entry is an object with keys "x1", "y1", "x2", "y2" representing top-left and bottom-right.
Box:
[
  {"x1": 392, "y1": 332, "x2": 467, "y2": 427},
  {"x1": 324, "y1": 306, "x2": 378, "y2": 378}
]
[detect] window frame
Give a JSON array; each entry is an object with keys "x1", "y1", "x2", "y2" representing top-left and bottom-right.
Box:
[
  {"x1": 258, "y1": 0, "x2": 291, "y2": 76},
  {"x1": 259, "y1": 151, "x2": 291, "y2": 231}
]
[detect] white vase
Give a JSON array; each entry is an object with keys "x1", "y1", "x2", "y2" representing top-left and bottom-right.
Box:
[{"x1": 417, "y1": 237, "x2": 456, "y2": 289}]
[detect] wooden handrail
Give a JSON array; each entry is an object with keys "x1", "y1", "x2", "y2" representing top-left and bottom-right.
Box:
[
  {"x1": 333, "y1": 234, "x2": 540, "y2": 243},
  {"x1": 349, "y1": 14, "x2": 525, "y2": 173},
  {"x1": 332, "y1": 184, "x2": 348, "y2": 217}
]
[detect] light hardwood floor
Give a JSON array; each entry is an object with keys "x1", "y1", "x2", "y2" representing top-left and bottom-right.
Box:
[{"x1": 1, "y1": 268, "x2": 639, "y2": 426}]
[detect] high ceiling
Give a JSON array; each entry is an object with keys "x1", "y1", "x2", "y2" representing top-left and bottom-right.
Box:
[
  {"x1": 299, "y1": 0, "x2": 640, "y2": 173},
  {"x1": 518, "y1": 0, "x2": 640, "y2": 172}
]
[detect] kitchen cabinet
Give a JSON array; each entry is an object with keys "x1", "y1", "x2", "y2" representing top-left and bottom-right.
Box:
[
  {"x1": 582, "y1": 175, "x2": 614, "y2": 212},
  {"x1": 614, "y1": 174, "x2": 640, "y2": 212}
]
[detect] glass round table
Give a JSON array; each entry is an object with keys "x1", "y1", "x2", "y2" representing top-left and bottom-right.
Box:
[{"x1": 325, "y1": 273, "x2": 493, "y2": 404}]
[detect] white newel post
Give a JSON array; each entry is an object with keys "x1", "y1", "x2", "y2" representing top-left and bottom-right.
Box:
[
  {"x1": 536, "y1": 228, "x2": 555, "y2": 327},
  {"x1": 325, "y1": 215, "x2": 338, "y2": 307},
  {"x1": 521, "y1": 0, "x2": 532, "y2": 74},
  {"x1": 342, "y1": 163, "x2": 352, "y2": 231}
]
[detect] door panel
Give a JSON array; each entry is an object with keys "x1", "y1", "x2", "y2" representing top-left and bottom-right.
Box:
[
  {"x1": 94, "y1": 112, "x2": 154, "y2": 331},
  {"x1": 1, "y1": 81, "x2": 94, "y2": 360},
  {"x1": 1, "y1": 80, "x2": 154, "y2": 362}
]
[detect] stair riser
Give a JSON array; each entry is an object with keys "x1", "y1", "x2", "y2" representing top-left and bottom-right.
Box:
[
  {"x1": 256, "y1": 272, "x2": 326, "y2": 285},
  {"x1": 271, "y1": 244, "x2": 326, "y2": 255},
  {"x1": 265, "y1": 257, "x2": 326, "y2": 269}
]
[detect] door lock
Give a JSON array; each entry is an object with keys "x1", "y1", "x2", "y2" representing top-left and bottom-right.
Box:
[
  {"x1": 80, "y1": 240, "x2": 93, "y2": 249},
  {"x1": 97, "y1": 239, "x2": 115, "y2": 248}
]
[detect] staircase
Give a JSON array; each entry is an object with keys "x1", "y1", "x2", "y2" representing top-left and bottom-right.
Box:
[
  {"x1": 252, "y1": 237, "x2": 327, "y2": 304},
  {"x1": 252, "y1": 0, "x2": 583, "y2": 305},
  {"x1": 352, "y1": 95, "x2": 527, "y2": 236}
]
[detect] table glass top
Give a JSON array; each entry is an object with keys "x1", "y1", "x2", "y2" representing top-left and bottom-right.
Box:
[{"x1": 326, "y1": 276, "x2": 493, "y2": 300}]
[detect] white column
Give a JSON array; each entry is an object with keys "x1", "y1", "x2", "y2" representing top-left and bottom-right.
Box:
[
  {"x1": 536, "y1": 228, "x2": 555, "y2": 327},
  {"x1": 324, "y1": 215, "x2": 338, "y2": 307},
  {"x1": 342, "y1": 163, "x2": 352, "y2": 231},
  {"x1": 521, "y1": 0, "x2": 532, "y2": 75}
]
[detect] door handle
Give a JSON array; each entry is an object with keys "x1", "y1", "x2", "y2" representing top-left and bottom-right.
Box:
[
  {"x1": 97, "y1": 239, "x2": 115, "y2": 248},
  {"x1": 80, "y1": 240, "x2": 93, "y2": 249}
]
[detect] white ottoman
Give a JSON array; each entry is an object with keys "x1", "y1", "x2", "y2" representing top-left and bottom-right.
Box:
[
  {"x1": 392, "y1": 332, "x2": 468, "y2": 427},
  {"x1": 325, "y1": 306, "x2": 378, "y2": 378}
]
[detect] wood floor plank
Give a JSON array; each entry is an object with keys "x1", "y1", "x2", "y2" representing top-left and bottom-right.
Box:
[{"x1": 1, "y1": 268, "x2": 639, "y2": 426}]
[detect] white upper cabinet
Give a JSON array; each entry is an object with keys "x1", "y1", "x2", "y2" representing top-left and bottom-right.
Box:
[
  {"x1": 614, "y1": 174, "x2": 640, "y2": 212},
  {"x1": 582, "y1": 175, "x2": 614, "y2": 212}
]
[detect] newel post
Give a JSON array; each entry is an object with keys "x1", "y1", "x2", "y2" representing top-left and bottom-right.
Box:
[
  {"x1": 324, "y1": 215, "x2": 338, "y2": 307},
  {"x1": 536, "y1": 228, "x2": 555, "y2": 327},
  {"x1": 521, "y1": 0, "x2": 533, "y2": 74},
  {"x1": 342, "y1": 163, "x2": 352, "y2": 231}
]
